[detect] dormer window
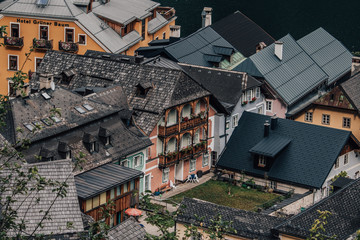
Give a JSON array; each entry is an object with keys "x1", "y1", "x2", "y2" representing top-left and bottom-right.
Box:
[
  {"x1": 83, "y1": 133, "x2": 98, "y2": 154},
  {"x1": 135, "y1": 82, "x2": 153, "y2": 98},
  {"x1": 99, "y1": 127, "x2": 111, "y2": 147},
  {"x1": 39, "y1": 147, "x2": 55, "y2": 162},
  {"x1": 58, "y1": 141, "x2": 71, "y2": 160},
  {"x1": 258, "y1": 155, "x2": 266, "y2": 167}
]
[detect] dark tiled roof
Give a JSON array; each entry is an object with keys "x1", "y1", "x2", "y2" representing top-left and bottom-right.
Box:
[
  {"x1": 143, "y1": 56, "x2": 182, "y2": 70},
  {"x1": 340, "y1": 73, "x2": 360, "y2": 112},
  {"x1": 177, "y1": 198, "x2": 283, "y2": 240},
  {"x1": 211, "y1": 10, "x2": 275, "y2": 57},
  {"x1": 75, "y1": 163, "x2": 143, "y2": 199},
  {"x1": 180, "y1": 64, "x2": 261, "y2": 112},
  {"x1": 249, "y1": 134, "x2": 292, "y2": 158},
  {"x1": 108, "y1": 217, "x2": 146, "y2": 240},
  {"x1": 331, "y1": 177, "x2": 354, "y2": 189},
  {"x1": 216, "y1": 112, "x2": 354, "y2": 189},
  {"x1": 274, "y1": 178, "x2": 360, "y2": 239},
  {"x1": 33, "y1": 50, "x2": 211, "y2": 135},
  {"x1": 313, "y1": 86, "x2": 354, "y2": 110},
  {"x1": 2, "y1": 160, "x2": 84, "y2": 237}
]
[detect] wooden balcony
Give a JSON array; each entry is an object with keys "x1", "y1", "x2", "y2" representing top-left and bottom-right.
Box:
[
  {"x1": 4, "y1": 36, "x2": 24, "y2": 48},
  {"x1": 158, "y1": 117, "x2": 207, "y2": 137},
  {"x1": 158, "y1": 154, "x2": 179, "y2": 169},
  {"x1": 33, "y1": 39, "x2": 53, "y2": 51},
  {"x1": 58, "y1": 41, "x2": 79, "y2": 53}
]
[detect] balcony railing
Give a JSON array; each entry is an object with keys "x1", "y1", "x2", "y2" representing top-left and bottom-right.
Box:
[
  {"x1": 158, "y1": 142, "x2": 207, "y2": 169},
  {"x1": 33, "y1": 39, "x2": 53, "y2": 50},
  {"x1": 58, "y1": 41, "x2": 79, "y2": 53},
  {"x1": 157, "y1": 6, "x2": 176, "y2": 21},
  {"x1": 4, "y1": 36, "x2": 24, "y2": 48},
  {"x1": 158, "y1": 117, "x2": 207, "y2": 137}
]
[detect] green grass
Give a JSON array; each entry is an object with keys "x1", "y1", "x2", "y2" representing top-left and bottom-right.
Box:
[{"x1": 167, "y1": 180, "x2": 278, "y2": 211}]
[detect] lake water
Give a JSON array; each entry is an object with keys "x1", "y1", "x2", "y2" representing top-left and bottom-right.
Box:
[{"x1": 156, "y1": 0, "x2": 360, "y2": 52}]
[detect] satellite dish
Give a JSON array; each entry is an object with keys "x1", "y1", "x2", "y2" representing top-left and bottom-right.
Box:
[{"x1": 50, "y1": 81, "x2": 55, "y2": 91}]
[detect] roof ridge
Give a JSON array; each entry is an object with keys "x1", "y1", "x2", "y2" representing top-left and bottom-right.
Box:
[{"x1": 25, "y1": 158, "x2": 72, "y2": 167}]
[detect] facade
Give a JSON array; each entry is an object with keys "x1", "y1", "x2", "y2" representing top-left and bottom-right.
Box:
[
  {"x1": 0, "y1": 0, "x2": 177, "y2": 95},
  {"x1": 75, "y1": 163, "x2": 142, "y2": 227},
  {"x1": 216, "y1": 112, "x2": 360, "y2": 203},
  {"x1": 234, "y1": 27, "x2": 353, "y2": 119}
]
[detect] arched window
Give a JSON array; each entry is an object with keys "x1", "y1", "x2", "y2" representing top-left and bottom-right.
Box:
[
  {"x1": 180, "y1": 133, "x2": 191, "y2": 149},
  {"x1": 194, "y1": 129, "x2": 200, "y2": 144},
  {"x1": 181, "y1": 104, "x2": 192, "y2": 121},
  {"x1": 167, "y1": 137, "x2": 177, "y2": 152},
  {"x1": 167, "y1": 109, "x2": 178, "y2": 126}
]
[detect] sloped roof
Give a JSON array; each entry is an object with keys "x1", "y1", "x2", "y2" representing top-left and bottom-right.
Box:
[
  {"x1": 2, "y1": 160, "x2": 84, "y2": 237},
  {"x1": 313, "y1": 86, "x2": 354, "y2": 111},
  {"x1": 180, "y1": 64, "x2": 261, "y2": 112},
  {"x1": 216, "y1": 112, "x2": 354, "y2": 189},
  {"x1": 340, "y1": 73, "x2": 360, "y2": 112},
  {"x1": 108, "y1": 217, "x2": 146, "y2": 240},
  {"x1": 211, "y1": 10, "x2": 275, "y2": 57},
  {"x1": 234, "y1": 28, "x2": 352, "y2": 107},
  {"x1": 33, "y1": 50, "x2": 211, "y2": 135},
  {"x1": 177, "y1": 198, "x2": 284, "y2": 240},
  {"x1": 274, "y1": 178, "x2": 360, "y2": 239},
  {"x1": 147, "y1": 12, "x2": 169, "y2": 34},
  {"x1": 75, "y1": 163, "x2": 143, "y2": 199},
  {"x1": 249, "y1": 134, "x2": 292, "y2": 158}
]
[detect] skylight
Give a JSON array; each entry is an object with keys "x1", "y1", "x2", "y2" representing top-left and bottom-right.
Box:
[
  {"x1": 75, "y1": 106, "x2": 86, "y2": 114},
  {"x1": 50, "y1": 116, "x2": 61, "y2": 123},
  {"x1": 36, "y1": 0, "x2": 49, "y2": 6},
  {"x1": 32, "y1": 121, "x2": 43, "y2": 128},
  {"x1": 24, "y1": 123, "x2": 35, "y2": 131},
  {"x1": 42, "y1": 118, "x2": 53, "y2": 126},
  {"x1": 41, "y1": 92, "x2": 51, "y2": 100},
  {"x1": 83, "y1": 104, "x2": 94, "y2": 111}
]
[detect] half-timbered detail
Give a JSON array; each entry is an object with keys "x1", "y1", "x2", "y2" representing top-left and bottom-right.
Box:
[{"x1": 75, "y1": 163, "x2": 143, "y2": 227}]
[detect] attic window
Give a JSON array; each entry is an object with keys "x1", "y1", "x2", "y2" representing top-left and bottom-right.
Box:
[
  {"x1": 51, "y1": 116, "x2": 61, "y2": 123},
  {"x1": 41, "y1": 92, "x2": 51, "y2": 100},
  {"x1": 135, "y1": 82, "x2": 152, "y2": 98},
  {"x1": 24, "y1": 123, "x2": 35, "y2": 131},
  {"x1": 42, "y1": 118, "x2": 53, "y2": 126},
  {"x1": 83, "y1": 104, "x2": 94, "y2": 111},
  {"x1": 258, "y1": 155, "x2": 266, "y2": 167},
  {"x1": 75, "y1": 106, "x2": 86, "y2": 114}
]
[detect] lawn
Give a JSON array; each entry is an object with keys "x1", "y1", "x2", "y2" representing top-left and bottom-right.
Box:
[{"x1": 167, "y1": 180, "x2": 278, "y2": 211}]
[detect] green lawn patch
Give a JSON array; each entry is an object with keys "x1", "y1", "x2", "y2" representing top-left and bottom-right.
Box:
[{"x1": 167, "y1": 180, "x2": 278, "y2": 211}]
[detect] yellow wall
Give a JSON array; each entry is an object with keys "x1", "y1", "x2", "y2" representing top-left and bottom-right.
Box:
[
  {"x1": 294, "y1": 107, "x2": 360, "y2": 141},
  {"x1": 0, "y1": 16, "x2": 105, "y2": 95}
]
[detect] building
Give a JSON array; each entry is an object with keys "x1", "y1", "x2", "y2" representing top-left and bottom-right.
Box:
[
  {"x1": 136, "y1": 26, "x2": 244, "y2": 70},
  {"x1": 33, "y1": 50, "x2": 227, "y2": 192},
  {"x1": 216, "y1": 111, "x2": 360, "y2": 203},
  {"x1": 0, "y1": 0, "x2": 177, "y2": 95},
  {"x1": 273, "y1": 178, "x2": 360, "y2": 239},
  {"x1": 75, "y1": 163, "x2": 142, "y2": 227},
  {"x1": 108, "y1": 217, "x2": 146, "y2": 240},
  {"x1": 176, "y1": 198, "x2": 284, "y2": 240},
  {"x1": 234, "y1": 28, "x2": 353, "y2": 118}
]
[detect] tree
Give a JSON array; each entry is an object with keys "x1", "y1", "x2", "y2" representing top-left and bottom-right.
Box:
[{"x1": 307, "y1": 210, "x2": 336, "y2": 240}]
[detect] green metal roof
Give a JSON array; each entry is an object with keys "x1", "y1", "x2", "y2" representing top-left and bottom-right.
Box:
[{"x1": 249, "y1": 134, "x2": 291, "y2": 158}]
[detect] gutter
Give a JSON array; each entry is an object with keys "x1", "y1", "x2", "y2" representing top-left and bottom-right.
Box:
[{"x1": 1, "y1": 12, "x2": 77, "y2": 21}]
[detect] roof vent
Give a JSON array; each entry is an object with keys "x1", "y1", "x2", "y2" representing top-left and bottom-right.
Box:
[{"x1": 274, "y1": 41, "x2": 283, "y2": 61}]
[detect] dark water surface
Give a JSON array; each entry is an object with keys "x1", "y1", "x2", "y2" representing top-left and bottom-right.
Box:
[{"x1": 156, "y1": 0, "x2": 360, "y2": 51}]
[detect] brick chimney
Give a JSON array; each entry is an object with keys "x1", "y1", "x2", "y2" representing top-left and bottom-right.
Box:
[
  {"x1": 201, "y1": 7, "x2": 212, "y2": 28},
  {"x1": 274, "y1": 41, "x2": 283, "y2": 61}
]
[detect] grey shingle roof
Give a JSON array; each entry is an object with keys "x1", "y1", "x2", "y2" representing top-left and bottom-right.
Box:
[
  {"x1": 340, "y1": 73, "x2": 360, "y2": 112},
  {"x1": 108, "y1": 217, "x2": 146, "y2": 240},
  {"x1": 147, "y1": 12, "x2": 170, "y2": 34},
  {"x1": 234, "y1": 28, "x2": 352, "y2": 106},
  {"x1": 177, "y1": 198, "x2": 284, "y2": 240},
  {"x1": 274, "y1": 178, "x2": 360, "y2": 239},
  {"x1": 33, "y1": 50, "x2": 211, "y2": 135},
  {"x1": 249, "y1": 134, "x2": 292, "y2": 158},
  {"x1": 75, "y1": 163, "x2": 143, "y2": 199},
  {"x1": 2, "y1": 160, "x2": 84, "y2": 237},
  {"x1": 211, "y1": 10, "x2": 275, "y2": 57},
  {"x1": 216, "y1": 111, "x2": 354, "y2": 189}
]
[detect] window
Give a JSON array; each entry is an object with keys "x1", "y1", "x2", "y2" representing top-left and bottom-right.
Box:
[
  {"x1": 78, "y1": 34, "x2": 86, "y2": 45},
  {"x1": 162, "y1": 168, "x2": 170, "y2": 183},
  {"x1": 10, "y1": 23, "x2": 19, "y2": 38},
  {"x1": 305, "y1": 112, "x2": 313, "y2": 122},
  {"x1": 145, "y1": 174, "x2": 151, "y2": 191},
  {"x1": 134, "y1": 155, "x2": 142, "y2": 167},
  {"x1": 322, "y1": 114, "x2": 330, "y2": 125},
  {"x1": 116, "y1": 186, "x2": 121, "y2": 196},
  {"x1": 123, "y1": 182, "x2": 128, "y2": 193},
  {"x1": 35, "y1": 58, "x2": 43, "y2": 72},
  {"x1": 225, "y1": 120, "x2": 230, "y2": 130},
  {"x1": 130, "y1": 180, "x2": 135, "y2": 191},
  {"x1": 344, "y1": 154, "x2": 348, "y2": 165},
  {"x1": 335, "y1": 157, "x2": 339, "y2": 168},
  {"x1": 246, "y1": 90, "x2": 251, "y2": 101},
  {"x1": 9, "y1": 55, "x2": 18, "y2": 71},
  {"x1": 194, "y1": 129, "x2": 200, "y2": 144},
  {"x1": 202, "y1": 154, "x2": 209, "y2": 167},
  {"x1": 110, "y1": 188, "x2": 115, "y2": 199},
  {"x1": 155, "y1": 36, "x2": 159, "y2": 40},
  {"x1": 266, "y1": 101, "x2": 272, "y2": 111},
  {"x1": 258, "y1": 155, "x2": 266, "y2": 167},
  {"x1": 190, "y1": 159, "x2": 196, "y2": 172},
  {"x1": 162, "y1": 32, "x2": 166, "y2": 39},
  {"x1": 270, "y1": 181, "x2": 277, "y2": 189},
  {"x1": 120, "y1": 159, "x2": 129, "y2": 168},
  {"x1": 65, "y1": 28, "x2": 74, "y2": 42},
  {"x1": 141, "y1": 19, "x2": 146, "y2": 39},
  {"x1": 232, "y1": 114, "x2": 239, "y2": 128},
  {"x1": 39, "y1": 25, "x2": 48, "y2": 40},
  {"x1": 211, "y1": 151, "x2": 217, "y2": 166},
  {"x1": 257, "y1": 106, "x2": 263, "y2": 114},
  {"x1": 343, "y1": 117, "x2": 351, "y2": 128},
  {"x1": 255, "y1": 87, "x2": 261, "y2": 98},
  {"x1": 8, "y1": 79, "x2": 15, "y2": 97},
  {"x1": 65, "y1": 151, "x2": 71, "y2": 159}
]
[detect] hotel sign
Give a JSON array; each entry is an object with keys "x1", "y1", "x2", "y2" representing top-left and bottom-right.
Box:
[{"x1": 17, "y1": 19, "x2": 70, "y2": 27}]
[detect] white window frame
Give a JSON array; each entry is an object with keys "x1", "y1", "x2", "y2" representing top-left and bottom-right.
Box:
[
  {"x1": 144, "y1": 174, "x2": 151, "y2": 192},
  {"x1": 343, "y1": 117, "x2": 351, "y2": 128},
  {"x1": 64, "y1": 27, "x2": 75, "y2": 42},
  {"x1": 255, "y1": 87, "x2": 261, "y2": 98},
  {"x1": 8, "y1": 54, "x2": 19, "y2": 71},
  {"x1": 266, "y1": 100, "x2": 272, "y2": 112},
  {"x1": 10, "y1": 22, "x2": 20, "y2": 38},
  {"x1": 34, "y1": 57, "x2": 43, "y2": 72},
  {"x1": 202, "y1": 154, "x2": 209, "y2": 167},
  {"x1": 232, "y1": 114, "x2": 239, "y2": 128},
  {"x1": 258, "y1": 155, "x2": 266, "y2": 167},
  {"x1": 322, "y1": 114, "x2": 330, "y2": 125},
  {"x1": 257, "y1": 105, "x2": 264, "y2": 114},
  {"x1": 39, "y1": 24, "x2": 49, "y2": 40},
  {"x1": 7, "y1": 78, "x2": 15, "y2": 98},
  {"x1": 225, "y1": 120, "x2": 230, "y2": 130},
  {"x1": 246, "y1": 90, "x2": 251, "y2": 101},
  {"x1": 189, "y1": 159, "x2": 196, "y2": 172},
  {"x1": 78, "y1": 34, "x2": 87, "y2": 45},
  {"x1": 162, "y1": 168, "x2": 170, "y2": 183},
  {"x1": 305, "y1": 112, "x2": 313, "y2": 122},
  {"x1": 133, "y1": 155, "x2": 142, "y2": 168},
  {"x1": 335, "y1": 157, "x2": 339, "y2": 169},
  {"x1": 121, "y1": 159, "x2": 130, "y2": 168},
  {"x1": 344, "y1": 153, "x2": 348, "y2": 165}
]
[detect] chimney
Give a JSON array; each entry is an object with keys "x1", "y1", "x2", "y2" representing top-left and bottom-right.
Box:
[
  {"x1": 274, "y1": 41, "x2": 283, "y2": 60},
  {"x1": 201, "y1": 7, "x2": 212, "y2": 28},
  {"x1": 264, "y1": 120, "x2": 270, "y2": 137},
  {"x1": 39, "y1": 73, "x2": 54, "y2": 90},
  {"x1": 170, "y1": 25, "x2": 181, "y2": 38},
  {"x1": 271, "y1": 114, "x2": 277, "y2": 130},
  {"x1": 352, "y1": 56, "x2": 360, "y2": 74}
]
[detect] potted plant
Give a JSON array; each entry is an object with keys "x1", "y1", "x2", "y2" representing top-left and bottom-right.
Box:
[
  {"x1": 250, "y1": 97, "x2": 257, "y2": 103},
  {"x1": 241, "y1": 101, "x2": 248, "y2": 106},
  {"x1": 182, "y1": 116, "x2": 189, "y2": 122}
]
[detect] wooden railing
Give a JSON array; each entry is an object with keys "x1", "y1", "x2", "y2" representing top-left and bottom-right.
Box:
[
  {"x1": 58, "y1": 41, "x2": 79, "y2": 53},
  {"x1": 158, "y1": 117, "x2": 207, "y2": 137},
  {"x1": 4, "y1": 36, "x2": 24, "y2": 48}
]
